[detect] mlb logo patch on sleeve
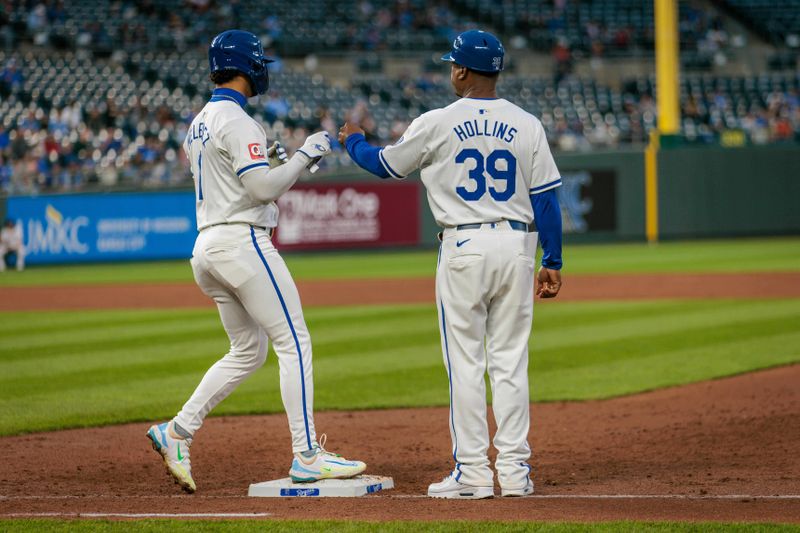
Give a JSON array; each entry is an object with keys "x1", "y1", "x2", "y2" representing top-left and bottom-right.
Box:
[{"x1": 248, "y1": 143, "x2": 265, "y2": 160}]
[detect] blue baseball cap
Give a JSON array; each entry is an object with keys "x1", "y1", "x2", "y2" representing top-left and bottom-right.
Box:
[{"x1": 441, "y1": 30, "x2": 505, "y2": 73}]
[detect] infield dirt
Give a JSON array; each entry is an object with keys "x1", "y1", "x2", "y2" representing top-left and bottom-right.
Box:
[
  {"x1": 1, "y1": 272, "x2": 799, "y2": 522},
  {"x1": 0, "y1": 364, "x2": 798, "y2": 522}
]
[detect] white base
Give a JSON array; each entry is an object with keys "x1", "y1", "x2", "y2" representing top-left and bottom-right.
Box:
[{"x1": 248, "y1": 475, "x2": 394, "y2": 498}]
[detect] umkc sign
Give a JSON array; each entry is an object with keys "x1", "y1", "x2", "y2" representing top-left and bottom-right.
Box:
[
  {"x1": 6, "y1": 192, "x2": 196, "y2": 264},
  {"x1": 6, "y1": 183, "x2": 421, "y2": 263},
  {"x1": 24, "y1": 204, "x2": 90, "y2": 256}
]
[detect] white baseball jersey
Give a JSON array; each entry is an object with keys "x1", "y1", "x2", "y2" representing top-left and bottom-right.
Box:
[
  {"x1": 174, "y1": 88, "x2": 318, "y2": 454},
  {"x1": 376, "y1": 96, "x2": 562, "y2": 491},
  {"x1": 379, "y1": 97, "x2": 561, "y2": 227},
  {"x1": 1, "y1": 224, "x2": 23, "y2": 250},
  {"x1": 184, "y1": 91, "x2": 277, "y2": 230}
]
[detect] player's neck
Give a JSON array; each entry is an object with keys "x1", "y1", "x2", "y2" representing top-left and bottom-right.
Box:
[
  {"x1": 460, "y1": 86, "x2": 497, "y2": 100},
  {"x1": 216, "y1": 76, "x2": 253, "y2": 99}
]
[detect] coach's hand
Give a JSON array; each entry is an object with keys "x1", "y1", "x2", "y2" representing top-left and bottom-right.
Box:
[
  {"x1": 536, "y1": 267, "x2": 562, "y2": 299},
  {"x1": 298, "y1": 131, "x2": 331, "y2": 161},
  {"x1": 338, "y1": 122, "x2": 365, "y2": 145}
]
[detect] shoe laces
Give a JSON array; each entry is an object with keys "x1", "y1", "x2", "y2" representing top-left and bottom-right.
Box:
[{"x1": 315, "y1": 433, "x2": 342, "y2": 458}]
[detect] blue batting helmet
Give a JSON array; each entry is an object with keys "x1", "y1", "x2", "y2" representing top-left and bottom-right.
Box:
[
  {"x1": 209, "y1": 30, "x2": 274, "y2": 95},
  {"x1": 441, "y1": 30, "x2": 505, "y2": 73}
]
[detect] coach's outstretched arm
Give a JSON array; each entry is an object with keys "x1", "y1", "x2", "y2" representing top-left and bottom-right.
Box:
[
  {"x1": 240, "y1": 132, "x2": 331, "y2": 202},
  {"x1": 338, "y1": 122, "x2": 391, "y2": 179},
  {"x1": 531, "y1": 188, "x2": 563, "y2": 298}
]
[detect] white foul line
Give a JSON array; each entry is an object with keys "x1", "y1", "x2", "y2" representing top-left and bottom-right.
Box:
[
  {"x1": 2, "y1": 493, "x2": 800, "y2": 502},
  {"x1": 535, "y1": 494, "x2": 800, "y2": 500},
  {"x1": 383, "y1": 494, "x2": 800, "y2": 500},
  {"x1": 4, "y1": 512, "x2": 272, "y2": 518}
]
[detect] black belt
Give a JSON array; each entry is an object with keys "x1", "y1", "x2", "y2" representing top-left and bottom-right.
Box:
[
  {"x1": 202, "y1": 222, "x2": 274, "y2": 238},
  {"x1": 456, "y1": 220, "x2": 533, "y2": 232},
  {"x1": 250, "y1": 224, "x2": 275, "y2": 238}
]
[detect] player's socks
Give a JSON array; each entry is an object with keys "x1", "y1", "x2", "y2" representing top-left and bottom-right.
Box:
[{"x1": 172, "y1": 421, "x2": 193, "y2": 439}]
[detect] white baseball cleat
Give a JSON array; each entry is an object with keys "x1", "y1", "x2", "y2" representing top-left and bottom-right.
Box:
[
  {"x1": 146, "y1": 421, "x2": 196, "y2": 493},
  {"x1": 427, "y1": 472, "x2": 494, "y2": 499},
  {"x1": 501, "y1": 478, "x2": 534, "y2": 497},
  {"x1": 289, "y1": 434, "x2": 366, "y2": 483}
]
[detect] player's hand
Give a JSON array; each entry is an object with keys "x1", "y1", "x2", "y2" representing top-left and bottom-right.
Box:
[
  {"x1": 298, "y1": 131, "x2": 331, "y2": 161},
  {"x1": 267, "y1": 141, "x2": 288, "y2": 167},
  {"x1": 338, "y1": 122, "x2": 365, "y2": 145},
  {"x1": 536, "y1": 267, "x2": 562, "y2": 299}
]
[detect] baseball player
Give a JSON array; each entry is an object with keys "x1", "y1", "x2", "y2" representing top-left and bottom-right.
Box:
[
  {"x1": 0, "y1": 218, "x2": 25, "y2": 272},
  {"x1": 146, "y1": 29, "x2": 365, "y2": 493},
  {"x1": 339, "y1": 30, "x2": 563, "y2": 499}
]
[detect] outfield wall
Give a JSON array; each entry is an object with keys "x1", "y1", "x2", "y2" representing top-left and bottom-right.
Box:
[
  {"x1": 657, "y1": 145, "x2": 800, "y2": 239},
  {"x1": 2, "y1": 145, "x2": 797, "y2": 264}
]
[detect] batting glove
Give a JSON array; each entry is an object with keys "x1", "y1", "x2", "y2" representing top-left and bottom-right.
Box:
[
  {"x1": 267, "y1": 141, "x2": 288, "y2": 167},
  {"x1": 298, "y1": 131, "x2": 331, "y2": 161}
]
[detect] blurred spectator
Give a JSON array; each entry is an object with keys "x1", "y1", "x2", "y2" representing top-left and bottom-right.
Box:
[
  {"x1": 263, "y1": 91, "x2": 290, "y2": 123},
  {"x1": 1, "y1": 57, "x2": 22, "y2": 90},
  {"x1": 0, "y1": 218, "x2": 25, "y2": 272}
]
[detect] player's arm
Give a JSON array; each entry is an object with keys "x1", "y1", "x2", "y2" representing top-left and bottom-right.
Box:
[
  {"x1": 339, "y1": 114, "x2": 430, "y2": 179},
  {"x1": 222, "y1": 119, "x2": 330, "y2": 202},
  {"x1": 339, "y1": 123, "x2": 390, "y2": 179},
  {"x1": 531, "y1": 189, "x2": 563, "y2": 298},
  {"x1": 529, "y1": 119, "x2": 563, "y2": 298},
  {"x1": 241, "y1": 132, "x2": 329, "y2": 202}
]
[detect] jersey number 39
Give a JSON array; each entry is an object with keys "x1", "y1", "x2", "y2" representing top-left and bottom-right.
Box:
[{"x1": 455, "y1": 149, "x2": 517, "y2": 202}]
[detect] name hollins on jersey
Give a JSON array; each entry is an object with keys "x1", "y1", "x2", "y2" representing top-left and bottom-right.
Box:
[{"x1": 452, "y1": 118, "x2": 517, "y2": 143}]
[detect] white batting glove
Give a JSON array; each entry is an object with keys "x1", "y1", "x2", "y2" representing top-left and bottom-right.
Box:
[
  {"x1": 297, "y1": 131, "x2": 331, "y2": 161},
  {"x1": 267, "y1": 141, "x2": 288, "y2": 167}
]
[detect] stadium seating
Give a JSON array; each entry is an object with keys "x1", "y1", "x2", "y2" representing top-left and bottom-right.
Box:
[
  {"x1": 721, "y1": 0, "x2": 800, "y2": 47},
  {"x1": 4, "y1": 0, "x2": 475, "y2": 56},
  {"x1": 5, "y1": 0, "x2": 732, "y2": 58},
  {"x1": 2, "y1": 43, "x2": 798, "y2": 195},
  {"x1": 1, "y1": 1, "x2": 797, "y2": 194}
]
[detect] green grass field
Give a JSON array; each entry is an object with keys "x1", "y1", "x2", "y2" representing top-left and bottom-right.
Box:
[
  {"x1": 1, "y1": 237, "x2": 798, "y2": 287},
  {"x1": 1, "y1": 237, "x2": 799, "y2": 436},
  {"x1": 1, "y1": 299, "x2": 799, "y2": 436},
  {"x1": 1, "y1": 238, "x2": 799, "y2": 530}
]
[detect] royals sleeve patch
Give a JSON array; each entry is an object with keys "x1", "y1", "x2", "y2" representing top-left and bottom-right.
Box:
[{"x1": 248, "y1": 143, "x2": 265, "y2": 160}]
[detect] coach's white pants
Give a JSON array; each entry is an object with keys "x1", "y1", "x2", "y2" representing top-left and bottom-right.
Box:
[
  {"x1": 174, "y1": 223, "x2": 316, "y2": 453},
  {"x1": 436, "y1": 223, "x2": 536, "y2": 490}
]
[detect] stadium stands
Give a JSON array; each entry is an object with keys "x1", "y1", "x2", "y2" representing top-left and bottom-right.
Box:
[
  {"x1": 2, "y1": 0, "x2": 478, "y2": 55},
  {"x1": 4, "y1": 0, "x2": 733, "y2": 58},
  {"x1": 452, "y1": 0, "x2": 729, "y2": 57},
  {"x1": 721, "y1": 0, "x2": 800, "y2": 47},
  {"x1": 0, "y1": 1, "x2": 797, "y2": 194}
]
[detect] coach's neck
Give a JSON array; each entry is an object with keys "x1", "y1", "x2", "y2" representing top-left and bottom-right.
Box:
[{"x1": 453, "y1": 65, "x2": 499, "y2": 100}]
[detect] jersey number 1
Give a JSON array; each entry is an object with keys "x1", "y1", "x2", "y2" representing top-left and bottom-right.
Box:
[{"x1": 455, "y1": 149, "x2": 517, "y2": 202}]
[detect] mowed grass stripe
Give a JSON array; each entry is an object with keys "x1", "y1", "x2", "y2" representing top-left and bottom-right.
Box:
[
  {"x1": 1, "y1": 299, "x2": 799, "y2": 435},
  {"x1": 0, "y1": 310, "x2": 433, "y2": 379},
  {"x1": 532, "y1": 300, "x2": 800, "y2": 364},
  {"x1": 534, "y1": 330, "x2": 800, "y2": 400},
  {"x1": 0, "y1": 309, "x2": 198, "y2": 336}
]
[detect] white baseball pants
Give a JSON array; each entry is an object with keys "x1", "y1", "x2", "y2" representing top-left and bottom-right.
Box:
[
  {"x1": 174, "y1": 223, "x2": 316, "y2": 453},
  {"x1": 436, "y1": 222, "x2": 537, "y2": 490}
]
